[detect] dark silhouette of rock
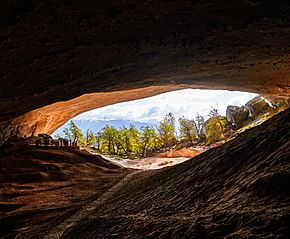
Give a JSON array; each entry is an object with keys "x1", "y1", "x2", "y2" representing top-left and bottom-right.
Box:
[
  {"x1": 54, "y1": 140, "x2": 60, "y2": 147},
  {"x1": 63, "y1": 139, "x2": 69, "y2": 147},
  {"x1": 38, "y1": 133, "x2": 53, "y2": 145},
  {"x1": 35, "y1": 139, "x2": 41, "y2": 146}
]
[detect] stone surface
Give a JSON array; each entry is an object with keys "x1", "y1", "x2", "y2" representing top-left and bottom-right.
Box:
[
  {"x1": 0, "y1": 0, "x2": 290, "y2": 141},
  {"x1": 2, "y1": 103, "x2": 289, "y2": 238},
  {"x1": 226, "y1": 105, "x2": 249, "y2": 126},
  {"x1": 245, "y1": 96, "x2": 271, "y2": 117}
]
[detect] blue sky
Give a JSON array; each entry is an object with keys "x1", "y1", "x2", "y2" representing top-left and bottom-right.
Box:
[{"x1": 74, "y1": 89, "x2": 258, "y2": 123}]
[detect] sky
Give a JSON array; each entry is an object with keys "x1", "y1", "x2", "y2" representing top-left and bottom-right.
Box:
[{"x1": 74, "y1": 89, "x2": 258, "y2": 123}]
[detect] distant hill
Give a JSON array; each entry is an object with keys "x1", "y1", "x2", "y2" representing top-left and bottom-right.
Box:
[{"x1": 52, "y1": 119, "x2": 157, "y2": 137}]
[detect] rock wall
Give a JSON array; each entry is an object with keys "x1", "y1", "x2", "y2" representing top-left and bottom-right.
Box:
[{"x1": 0, "y1": 0, "x2": 289, "y2": 141}]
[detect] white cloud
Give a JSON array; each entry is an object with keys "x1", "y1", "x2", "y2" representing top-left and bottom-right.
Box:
[{"x1": 74, "y1": 89, "x2": 258, "y2": 122}]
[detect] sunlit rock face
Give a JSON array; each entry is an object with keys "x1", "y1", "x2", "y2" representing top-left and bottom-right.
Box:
[
  {"x1": 0, "y1": 0, "x2": 289, "y2": 141},
  {"x1": 0, "y1": 85, "x2": 185, "y2": 142}
]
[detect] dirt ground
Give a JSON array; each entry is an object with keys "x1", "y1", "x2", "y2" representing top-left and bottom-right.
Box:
[
  {"x1": 99, "y1": 155, "x2": 190, "y2": 170},
  {"x1": 97, "y1": 146, "x2": 204, "y2": 170}
]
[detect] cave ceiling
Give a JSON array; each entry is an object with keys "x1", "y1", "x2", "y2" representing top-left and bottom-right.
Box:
[{"x1": 0, "y1": 0, "x2": 289, "y2": 140}]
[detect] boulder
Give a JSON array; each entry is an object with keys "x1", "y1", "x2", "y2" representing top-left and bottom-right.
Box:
[
  {"x1": 245, "y1": 96, "x2": 271, "y2": 117},
  {"x1": 226, "y1": 105, "x2": 249, "y2": 127},
  {"x1": 25, "y1": 135, "x2": 44, "y2": 145},
  {"x1": 38, "y1": 134, "x2": 53, "y2": 145},
  {"x1": 6, "y1": 135, "x2": 25, "y2": 144},
  {"x1": 24, "y1": 133, "x2": 53, "y2": 145}
]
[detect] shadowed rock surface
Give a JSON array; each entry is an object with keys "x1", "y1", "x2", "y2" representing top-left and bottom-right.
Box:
[
  {"x1": 1, "y1": 1, "x2": 290, "y2": 238},
  {"x1": 0, "y1": 0, "x2": 290, "y2": 141},
  {"x1": 0, "y1": 145, "x2": 132, "y2": 238},
  {"x1": 56, "y1": 108, "x2": 289, "y2": 239},
  {"x1": 1, "y1": 107, "x2": 289, "y2": 238}
]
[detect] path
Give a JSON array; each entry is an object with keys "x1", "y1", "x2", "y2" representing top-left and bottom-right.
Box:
[{"x1": 43, "y1": 170, "x2": 143, "y2": 239}]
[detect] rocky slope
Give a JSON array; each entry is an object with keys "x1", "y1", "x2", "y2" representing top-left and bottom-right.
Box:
[
  {"x1": 57, "y1": 108, "x2": 289, "y2": 238},
  {"x1": 0, "y1": 109, "x2": 289, "y2": 238},
  {"x1": 0, "y1": 145, "x2": 132, "y2": 238}
]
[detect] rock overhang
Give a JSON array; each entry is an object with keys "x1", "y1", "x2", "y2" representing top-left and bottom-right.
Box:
[{"x1": 0, "y1": 0, "x2": 289, "y2": 142}]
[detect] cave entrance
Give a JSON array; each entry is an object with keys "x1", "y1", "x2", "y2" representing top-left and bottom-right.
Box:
[{"x1": 48, "y1": 89, "x2": 287, "y2": 169}]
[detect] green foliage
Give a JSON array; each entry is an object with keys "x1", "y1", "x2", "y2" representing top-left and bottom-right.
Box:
[
  {"x1": 61, "y1": 106, "x2": 235, "y2": 158},
  {"x1": 86, "y1": 129, "x2": 96, "y2": 147},
  {"x1": 138, "y1": 126, "x2": 160, "y2": 158},
  {"x1": 63, "y1": 120, "x2": 85, "y2": 146},
  {"x1": 205, "y1": 116, "x2": 228, "y2": 145},
  {"x1": 157, "y1": 113, "x2": 176, "y2": 149},
  {"x1": 95, "y1": 132, "x2": 102, "y2": 151},
  {"x1": 115, "y1": 125, "x2": 140, "y2": 157},
  {"x1": 178, "y1": 116, "x2": 196, "y2": 145},
  {"x1": 96, "y1": 124, "x2": 161, "y2": 159},
  {"x1": 99, "y1": 125, "x2": 119, "y2": 154}
]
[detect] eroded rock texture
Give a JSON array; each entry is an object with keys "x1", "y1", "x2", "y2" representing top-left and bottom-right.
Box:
[
  {"x1": 1, "y1": 98, "x2": 289, "y2": 238},
  {"x1": 0, "y1": 0, "x2": 290, "y2": 140},
  {"x1": 57, "y1": 108, "x2": 290, "y2": 239}
]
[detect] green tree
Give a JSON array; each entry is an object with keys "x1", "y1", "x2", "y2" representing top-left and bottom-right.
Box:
[
  {"x1": 138, "y1": 126, "x2": 159, "y2": 158},
  {"x1": 95, "y1": 132, "x2": 102, "y2": 151},
  {"x1": 205, "y1": 116, "x2": 228, "y2": 145},
  {"x1": 99, "y1": 125, "x2": 119, "y2": 154},
  {"x1": 85, "y1": 129, "x2": 96, "y2": 147},
  {"x1": 178, "y1": 116, "x2": 196, "y2": 145},
  {"x1": 157, "y1": 113, "x2": 177, "y2": 150},
  {"x1": 63, "y1": 120, "x2": 85, "y2": 146},
  {"x1": 116, "y1": 125, "x2": 140, "y2": 157}
]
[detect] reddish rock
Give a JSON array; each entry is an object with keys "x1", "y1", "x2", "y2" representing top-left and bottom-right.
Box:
[{"x1": 0, "y1": 0, "x2": 289, "y2": 142}]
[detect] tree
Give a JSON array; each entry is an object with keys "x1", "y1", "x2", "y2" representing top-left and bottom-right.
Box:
[
  {"x1": 138, "y1": 126, "x2": 159, "y2": 158},
  {"x1": 63, "y1": 120, "x2": 85, "y2": 146},
  {"x1": 178, "y1": 116, "x2": 196, "y2": 145},
  {"x1": 205, "y1": 116, "x2": 228, "y2": 145},
  {"x1": 157, "y1": 113, "x2": 177, "y2": 150},
  {"x1": 95, "y1": 132, "x2": 102, "y2": 151},
  {"x1": 95, "y1": 124, "x2": 161, "y2": 159},
  {"x1": 63, "y1": 128, "x2": 71, "y2": 140},
  {"x1": 117, "y1": 125, "x2": 140, "y2": 157},
  {"x1": 85, "y1": 129, "x2": 96, "y2": 147},
  {"x1": 195, "y1": 113, "x2": 205, "y2": 138},
  {"x1": 209, "y1": 106, "x2": 220, "y2": 118},
  {"x1": 99, "y1": 125, "x2": 118, "y2": 154}
]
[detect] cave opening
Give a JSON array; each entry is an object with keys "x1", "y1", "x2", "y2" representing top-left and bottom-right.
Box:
[
  {"x1": 1, "y1": 0, "x2": 290, "y2": 236},
  {"x1": 45, "y1": 89, "x2": 287, "y2": 170}
]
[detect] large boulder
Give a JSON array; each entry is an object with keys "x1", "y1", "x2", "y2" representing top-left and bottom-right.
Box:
[
  {"x1": 226, "y1": 105, "x2": 249, "y2": 127},
  {"x1": 37, "y1": 133, "x2": 54, "y2": 145},
  {"x1": 245, "y1": 96, "x2": 271, "y2": 117},
  {"x1": 24, "y1": 133, "x2": 53, "y2": 145}
]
